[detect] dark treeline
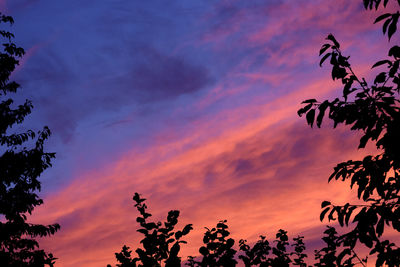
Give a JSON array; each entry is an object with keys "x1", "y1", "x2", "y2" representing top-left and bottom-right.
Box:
[
  {"x1": 107, "y1": 193, "x2": 361, "y2": 266},
  {"x1": 1, "y1": 0, "x2": 400, "y2": 266}
]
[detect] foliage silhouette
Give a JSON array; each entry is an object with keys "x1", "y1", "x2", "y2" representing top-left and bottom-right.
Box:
[
  {"x1": 364, "y1": 0, "x2": 400, "y2": 40},
  {"x1": 111, "y1": 194, "x2": 313, "y2": 267},
  {"x1": 186, "y1": 220, "x2": 237, "y2": 266},
  {"x1": 109, "y1": 193, "x2": 193, "y2": 267},
  {"x1": 238, "y1": 234, "x2": 271, "y2": 266},
  {"x1": 237, "y1": 229, "x2": 296, "y2": 267},
  {"x1": 112, "y1": 194, "x2": 373, "y2": 266},
  {"x1": 298, "y1": 1, "x2": 400, "y2": 266},
  {"x1": 0, "y1": 13, "x2": 59, "y2": 266},
  {"x1": 291, "y1": 235, "x2": 307, "y2": 267},
  {"x1": 314, "y1": 226, "x2": 366, "y2": 267}
]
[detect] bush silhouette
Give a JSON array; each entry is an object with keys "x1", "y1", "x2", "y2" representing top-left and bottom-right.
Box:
[
  {"x1": 108, "y1": 193, "x2": 192, "y2": 267},
  {"x1": 110, "y1": 194, "x2": 372, "y2": 266},
  {"x1": 186, "y1": 220, "x2": 237, "y2": 266},
  {"x1": 110, "y1": 194, "x2": 309, "y2": 267},
  {"x1": 108, "y1": 193, "x2": 382, "y2": 267}
]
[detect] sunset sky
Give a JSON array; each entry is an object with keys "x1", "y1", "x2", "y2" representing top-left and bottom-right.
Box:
[{"x1": 2, "y1": 0, "x2": 399, "y2": 266}]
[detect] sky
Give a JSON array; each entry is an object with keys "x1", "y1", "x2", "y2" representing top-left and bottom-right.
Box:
[{"x1": 1, "y1": 0, "x2": 399, "y2": 266}]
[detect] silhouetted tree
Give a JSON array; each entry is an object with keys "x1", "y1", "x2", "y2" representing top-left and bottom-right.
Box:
[
  {"x1": 186, "y1": 220, "x2": 237, "y2": 267},
  {"x1": 0, "y1": 13, "x2": 59, "y2": 266},
  {"x1": 291, "y1": 235, "x2": 307, "y2": 267},
  {"x1": 298, "y1": 1, "x2": 400, "y2": 265},
  {"x1": 111, "y1": 195, "x2": 309, "y2": 267},
  {"x1": 109, "y1": 193, "x2": 193, "y2": 267},
  {"x1": 238, "y1": 235, "x2": 271, "y2": 266},
  {"x1": 111, "y1": 194, "x2": 379, "y2": 266},
  {"x1": 314, "y1": 226, "x2": 366, "y2": 267},
  {"x1": 239, "y1": 230, "x2": 291, "y2": 267},
  {"x1": 239, "y1": 230, "x2": 306, "y2": 267}
]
